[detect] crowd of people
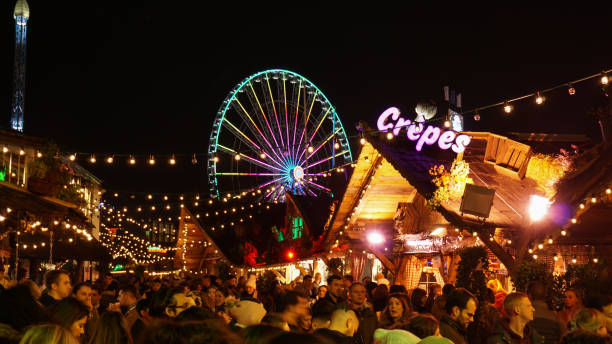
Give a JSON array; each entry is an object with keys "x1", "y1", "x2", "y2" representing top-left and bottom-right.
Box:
[{"x1": 0, "y1": 268, "x2": 611, "y2": 344}]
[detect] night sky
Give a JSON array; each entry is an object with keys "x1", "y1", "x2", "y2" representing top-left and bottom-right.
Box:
[{"x1": 2, "y1": 3, "x2": 611, "y2": 194}]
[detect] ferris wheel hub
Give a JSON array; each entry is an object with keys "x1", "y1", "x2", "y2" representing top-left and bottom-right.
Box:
[{"x1": 292, "y1": 166, "x2": 304, "y2": 181}]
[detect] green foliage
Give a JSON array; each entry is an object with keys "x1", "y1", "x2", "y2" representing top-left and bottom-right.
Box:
[
  {"x1": 327, "y1": 258, "x2": 343, "y2": 276},
  {"x1": 27, "y1": 159, "x2": 48, "y2": 179},
  {"x1": 512, "y1": 259, "x2": 611, "y2": 311},
  {"x1": 456, "y1": 246, "x2": 490, "y2": 301},
  {"x1": 57, "y1": 184, "x2": 85, "y2": 206}
]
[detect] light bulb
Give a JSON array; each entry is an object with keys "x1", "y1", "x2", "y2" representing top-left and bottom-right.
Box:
[
  {"x1": 474, "y1": 112, "x2": 481, "y2": 121},
  {"x1": 601, "y1": 74, "x2": 609, "y2": 85},
  {"x1": 444, "y1": 120, "x2": 451, "y2": 128},
  {"x1": 90, "y1": 155, "x2": 96, "y2": 163},
  {"x1": 129, "y1": 156, "x2": 136, "y2": 164},
  {"x1": 591, "y1": 197, "x2": 597, "y2": 203},
  {"x1": 169, "y1": 155, "x2": 176, "y2": 165},
  {"x1": 571, "y1": 218, "x2": 577, "y2": 224},
  {"x1": 561, "y1": 230, "x2": 567, "y2": 236},
  {"x1": 503, "y1": 103, "x2": 513, "y2": 114},
  {"x1": 260, "y1": 152, "x2": 266, "y2": 159},
  {"x1": 235, "y1": 154, "x2": 241, "y2": 161},
  {"x1": 106, "y1": 156, "x2": 114, "y2": 164},
  {"x1": 386, "y1": 132, "x2": 394, "y2": 140},
  {"x1": 593, "y1": 257, "x2": 599, "y2": 263},
  {"x1": 334, "y1": 142, "x2": 340, "y2": 149},
  {"x1": 149, "y1": 156, "x2": 155, "y2": 165},
  {"x1": 567, "y1": 85, "x2": 576, "y2": 95},
  {"x1": 535, "y1": 92, "x2": 544, "y2": 104},
  {"x1": 36, "y1": 151, "x2": 42, "y2": 158},
  {"x1": 19, "y1": 149, "x2": 25, "y2": 155},
  {"x1": 538, "y1": 243, "x2": 544, "y2": 249},
  {"x1": 360, "y1": 137, "x2": 366, "y2": 145}
]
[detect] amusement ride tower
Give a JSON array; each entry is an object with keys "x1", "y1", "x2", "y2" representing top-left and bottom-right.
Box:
[{"x1": 11, "y1": 0, "x2": 30, "y2": 132}]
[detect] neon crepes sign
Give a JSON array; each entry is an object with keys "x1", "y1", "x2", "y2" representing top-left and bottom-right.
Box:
[{"x1": 377, "y1": 107, "x2": 471, "y2": 153}]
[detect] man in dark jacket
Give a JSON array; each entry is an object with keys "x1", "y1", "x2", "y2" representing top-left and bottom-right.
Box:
[
  {"x1": 439, "y1": 288, "x2": 477, "y2": 344},
  {"x1": 313, "y1": 275, "x2": 346, "y2": 315},
  {"x1": 349, "y1": 283, "x2": 377, "y2": 344},
  {"x1": 487, "y1": 292, "x2": 544, "y2": 344}
]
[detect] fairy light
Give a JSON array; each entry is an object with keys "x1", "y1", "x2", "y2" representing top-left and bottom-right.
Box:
[
  {"x1": 169, "y1": 155, "x2": 176, "y2": 165},
  {"x1": 503, "y1": 102, "x2": 513, "y2": 114},
  {"x1": 307, "y1": 146, "x2": 314, "y2": 153},
  {"x1": 89, "y1": 155, "x2": 96, "y2": 163},
  {"x1": 129, "y1": 156, "x2": 136, "y2": 165},
  {"x1": 106, "y1": 156, "x2": 114, "y2": 164},
  {"x1": 234, "y1": 154, "x2": 241, "y2": 161},
  {"x1": 360, "y1": 137, "x2": 366, "y2": 145},
  {"x1": 334, "y1": 141, "x2": 340, "y2": 149},
  {"x1": 148, "y1": 156, "x2": 156, "y2": 165},
  {"x1": 601, "y1": 73, "x2": 609, "y2": 85},
  {"x1": 567, "y1": 84, "x2": 576, "y2": 95},
  {"x1": 535, "y1": 92, "x2": 544, "y2": 104},
  {"x1": 386, "y1": 132, "x2": 394, "y2": 140}
]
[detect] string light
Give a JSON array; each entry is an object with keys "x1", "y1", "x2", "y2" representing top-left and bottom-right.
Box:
[
  {"x1": 567, "y1": 84, "x2": 576, "y2": 95},
  {"x1": 386, "y1": 132, "x2": 394, "y2": 140},
  {"x1": 601, "y1": 73, "x2": 609, "y2": 85},
  {"x1": 503, "y1": 102, "x2": 513, "y2": 114},
  {"x1": 106, "y1": 156, "x2": 114, "y2": 164},
  {"x1": 535, "y1": 92, "x2": 545, "y2": 104},
  {"x1": 148, "y1": 156, "x2": 156, "y2": 165},
  {"x1": 89, "y1": 155, "x2": 96, "y2": 163},
  {"x1": 234, "y1": 154, "x2": 241, "y2": 161},
  {"x1": 169, "y1": 155, "x2": 176, "y2": 165}
]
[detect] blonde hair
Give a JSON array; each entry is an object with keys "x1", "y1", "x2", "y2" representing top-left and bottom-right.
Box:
[{"x1": 19, "y1": 324, "x2": 78, "y2": 344}]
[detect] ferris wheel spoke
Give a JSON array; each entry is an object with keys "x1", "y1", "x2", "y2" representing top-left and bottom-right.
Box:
[
  {"x1": 221, "y1": 119, "x2": 262, "y2": 152},
  {"x1": 296, "y1": 107, "x2": 332, "y2": 163},
  {"x1": 265, "y1": 75, "x2": 285, "y2": 150},
  {"x1": 291, "y1": 79, "x2": 302, "y2": 160},
  {"x1": 248, "y1": 82, "x2": 283, "y2": 158},
  {"x1": 216, "y1": 172, "x2": 284, "y2": 176},
  {"x1": 303, "y1": 179, "x2": 332, "y2": 192},
  {"x1": 283, "y1": 75, "x2": 291, "y2": 153},
  {"x1": 233, "y1": 98, "x2": 285, "y2": 163},
  {"x1": 217, "y1": 144, "x2": 283, "y2": 172},
  {"x1": 299, "y1": 127, "x2": 342, "y2": 166},
  {"x1": 304, "y1": 149, "x2": 349, "y2": 170},
  {"x1": 295, "y1": 90, "x2": 318, "y2": 159}
]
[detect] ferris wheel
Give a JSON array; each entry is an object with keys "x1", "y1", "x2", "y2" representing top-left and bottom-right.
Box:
[{"x1": 207, "y1": 69, "x2": 353, "y2": 202}]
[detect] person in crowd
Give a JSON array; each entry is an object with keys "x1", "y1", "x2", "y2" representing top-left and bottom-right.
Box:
[
  {"x1": 431, "y1": 284, "x2": 455, "y2": 320},
  {"x1": 314, "y1": 308, "x2": 360, "y2": 344},
  {"x1": 373, "y1": 328, "x2": 421, "y2": 344},
  {"x1": 228, "y1": 299, "x2": 267, "y2": 328},
  {"x1": 202, "y1": 275, "x2": 212, "y2": 290},
  {"x1": 164, "y1": 288, "x2": 196, "y2": 318},
  {"x1": 0, "y1": 283, "x2": 49, "y2": 332},
  {"x1": 277, "y1": 290, "x2": 310, "y2": 328},
  {"x1": 0, "y1": 265, "x2": 12, "y2": 291},
  {"x1": 405, "y1": 314, "x2": 440, "y2": 339},
  {"x1": 205, "y1": 285, "x2": 219, "y2": 311},
  {"x1": 101, "y1": 273, "x2": 114, "y2": 291},
  {"x1": 570, "y1": 308, "x2": 607, "y2": 336},
  {"x1": 526, "y1": 281, "x2": 562, "y2": 344},
  {"x1": 40, "y1": 270, "x2": 72, "y2": 308},
  {"x1": 261, "y1": 313, "x2": 291, "y2": 331},
  {"x1": 99, "y1": 283, "x2": 118, "y2": 314},
  {"x1": 72, "y1": 282, "x2": 98, "y2": 343},
  {"x1": 139, "y1": 319, "x2": 244, "y2": 344},
  {"x1": 379, "y1": 293, "x2": 413, "y2": 329},
  {"x1": 364, "y1": 282, "x2": 377, "y2": 303},
  {"x1": 225, "y1": 275, "x2": 239, "y2": 296},
  {"x1": 242, "y1": 274, "x2": 258, "y2": 301},
  {"x1": 294, "y1": 275, "x2": 315, "y2": 299},
  {"x1": 560, "y1": 329, "x2": 612, "y2": 344},
  {"x1": 88, "y1": 310, "x2": 133, "y2": 344},
  {"x1": 175, "y1": 306, "x2": 220, "y2": 322},
  {"x1": 311, "y1": 312, "x2": 332, "y2": 331},
  {"x1": 18, "y1": 324, "x2": 79, "y2": 344},
  {"x1": 468, "y1": 287, "x2": 502, "y2": 344},
  {"x1": 486, "y1": 292, "x2": 543, "y2": 344},
  {"x1": 298, "y1": 310, "x2": 313, "y2": 333},
  {"x1": 424, "y1": 284, "x2": 442, "y2": 313},
  {"x1": 348, "y1": 282, "x2": 377, "y2": 344},
  {"x1": 372, "y1": 284, "x2": 390, "y2": 315},
  {"x1": 389, "y1": 285, "x2": 407, "y2": 294},
  {"x1": 587, "y1": 294, "x2": 612, "y2": 333},
  {"x1": 313, "y1": 273, "x2": 322, "y2": 290},
  {"x1": 20, "y1": 280, "x2": 42, "y2": 301},
  {"x1": 186, "y1": 281, "x2": 203, "y2": 306},
  {"x1": 439, "y1": 288, "x2": 477, "y2": 344},
  {"x1": 560, "y1": 289, "x2": 585, "y2": 330},
  {"x1": 244, "y1": 324, "x2": 285, "y2": 343},
  {"x1": 90, "y1": 285, "x2": 102, "y2": 315},
  {"x1": 115, "y1": 285, "x2": 140, "y2": 332},
  {"x1": 316, "y1": 285, "x2": 328, "y2": 301},
  {"x1": 48, "y1": 297, "x2": 89, "y2": 341},
  {"x1": 215, "y1": 286, "x2": 230, "y2": 312},
  {"x1": 269, "y1": 331, "x2": 341, "y2": 344},
  {"x1": 313, "y1": 275, "x2": 346, "y2": 313},
  {"x1": 343, "y1": 275, "x2": 354, "y2": 289},
  {"x1": 487, "y1": 279, "x2": 508, "y2": 314},
  {"x1": 412, "y1": 288, "x2": 428, "y2": 313}
]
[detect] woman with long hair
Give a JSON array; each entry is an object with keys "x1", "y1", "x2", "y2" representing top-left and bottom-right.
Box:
[
  {"x1": 379, "y1": 293, "x2": 414, "y2": 329},
  {"x1": 48, "y1": 297, "x2": 90, "y2": 340},
  {"x1": 88, "y1": 311, "x2": 134, "y2": 344},
  {"x1": 19, "y1": 324, "x2": 79, "y2": 344}
]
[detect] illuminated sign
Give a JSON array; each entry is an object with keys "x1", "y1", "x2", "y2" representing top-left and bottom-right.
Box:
[
  {"x1": 147, "y1": 246, "x2": 167, "y2": 253},
  {"x1": 377, "y1": 107, "x2": 471, "y2": 153}
]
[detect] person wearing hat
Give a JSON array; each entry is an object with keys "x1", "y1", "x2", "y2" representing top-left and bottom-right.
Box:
[
  {"x1": 240, "y1": 274, "x2": 259, "y2": 302},
  {"x1": 228, "y1": 299, "x2": 267, "y2": 328}
]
